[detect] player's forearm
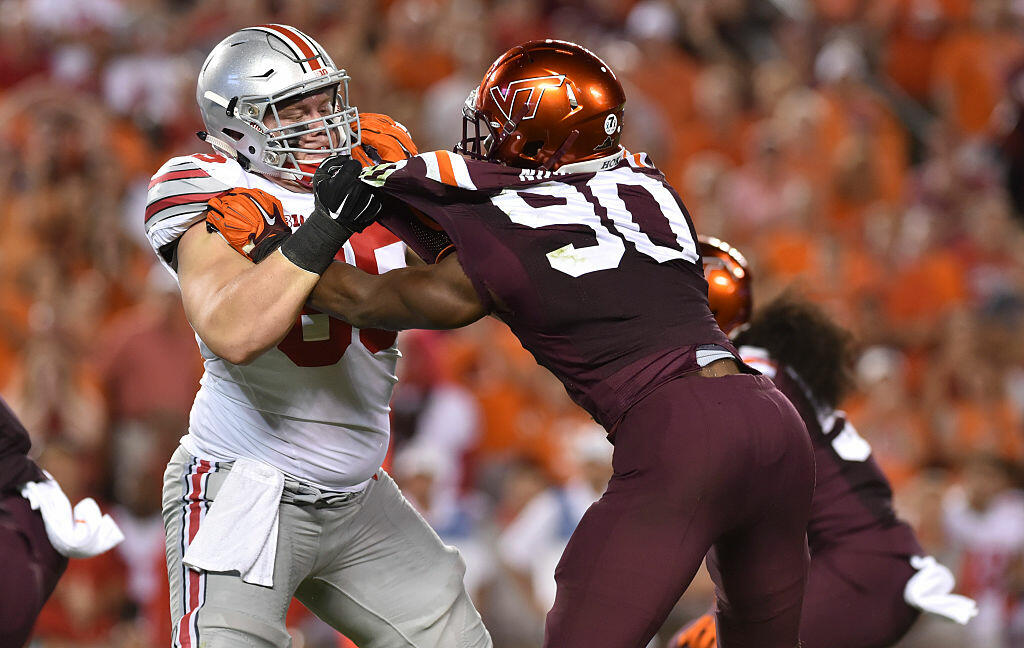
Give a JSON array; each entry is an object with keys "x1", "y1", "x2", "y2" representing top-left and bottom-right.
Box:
[
  {"x1": 311, "y1": 260, "x2": 485, "y2": 331},
  {"x1": 309, "y1": 261, "x2": 403, "y2": 330}
]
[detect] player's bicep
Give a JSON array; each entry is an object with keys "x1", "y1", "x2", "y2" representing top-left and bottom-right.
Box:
[
  {"x1": 392, "y1": 253, "x2": 487, "y2": 329},
  {"x1": 312, "y1": 253, "x2": 487, "y2": 330},
  {"x1": 177, "y1": 222, "x2": 252, "y2": 331}
]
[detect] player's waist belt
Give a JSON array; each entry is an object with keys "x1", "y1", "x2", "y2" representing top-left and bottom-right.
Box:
[
  {"x1": 281, "y1": 477, "x2": 368, "y2": 507},
  {"x1": 595, "y1": 343, "x2": 745, "y2": 431}
]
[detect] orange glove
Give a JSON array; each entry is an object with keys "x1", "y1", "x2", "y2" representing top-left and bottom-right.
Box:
[
  {"x1": 205, "y1": 187, "x2": 291, "y2": 263},
  {"x1": 670, "y1": 613, "x2": 717, "y2": 648},
  {"x1": 351, "y1": 112, "x2": 419, "y2": 166}
]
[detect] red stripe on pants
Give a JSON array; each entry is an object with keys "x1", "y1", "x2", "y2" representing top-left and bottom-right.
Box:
[{"x1": 177, "y1": 460, "x2": 212, "y2": 648}]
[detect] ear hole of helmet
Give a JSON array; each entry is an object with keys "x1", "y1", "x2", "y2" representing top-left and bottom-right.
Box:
[
  {"x1": 522, "y1": 140, "x2": 544, "y2": 158},
  {"x1": 222, "y1": 128, "x2": 245, "y2": 141}
]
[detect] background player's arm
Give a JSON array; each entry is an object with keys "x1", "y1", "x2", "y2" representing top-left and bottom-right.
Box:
[
  {"x1": 177, "y1": 222, "x2": 320, "y2": 364},
  {"x1": 310, "y1": 252, "x2": 487, "y2": 331}
]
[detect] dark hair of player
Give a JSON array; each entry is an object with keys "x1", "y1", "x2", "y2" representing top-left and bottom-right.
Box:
[{"x1": 734, "y1": 293, "x2": 856, "y2": 409}]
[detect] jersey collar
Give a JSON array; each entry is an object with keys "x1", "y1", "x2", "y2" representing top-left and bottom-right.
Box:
[{"x1": 554, "y1": 148, "x2": 625, "y2": 174}]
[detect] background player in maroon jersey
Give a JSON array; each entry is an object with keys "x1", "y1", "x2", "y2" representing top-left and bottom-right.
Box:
[
  {"x1": 0, "y1": 396, "x2": 123, "y2": 647},
  {"x1": 671, "y1": 237, "x2": 979, "y2": 648},
  {"x1": 0, "y1": 396, "x2": 64, "y2": 646},
  {"x1": 227, "y1": 40, "x2": 816, "y2": 648}
]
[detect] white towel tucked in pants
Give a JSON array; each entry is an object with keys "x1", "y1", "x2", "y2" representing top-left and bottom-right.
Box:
[{"x1": 182, "y1": 457, "x2": 284, "y2": 587}]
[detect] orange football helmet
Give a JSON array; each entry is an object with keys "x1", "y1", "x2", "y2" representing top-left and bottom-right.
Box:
[
  {"x1": 457, "y1": 39, "x2": 626, "y2": 170},
  {"x1": 700, "y1": 235, "x2": 752, "y2": 335}
]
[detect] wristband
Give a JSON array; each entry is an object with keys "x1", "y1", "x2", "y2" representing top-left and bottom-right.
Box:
[{"x1": 279, "y1": 209, "x2": 352, "y2": 274}]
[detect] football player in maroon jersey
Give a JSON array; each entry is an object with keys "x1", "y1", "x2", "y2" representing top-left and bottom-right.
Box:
[
  {"x1": 226, "y1": 40, "x2": 816, "y2": 648},
  {"x1": 670, "y1": 237, "x2": 978, "y2": 648},
  {"x1": 0, "y1": 396, "x2": 124, "y2": 646},
  {"x1": 0, "y1": 397, "x2": 65, "y2": 646}
]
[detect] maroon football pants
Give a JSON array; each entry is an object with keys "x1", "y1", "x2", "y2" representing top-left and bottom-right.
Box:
[
  {"x1": 544, "y1": 374, "x2": 814, "y2": 648},
  {"x1": 0, "y1": 493, "x2": 68, "y2": 647}
]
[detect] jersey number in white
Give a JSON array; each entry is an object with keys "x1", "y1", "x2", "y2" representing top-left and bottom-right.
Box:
[{"x1": 490, "y1": 167, "x2": 698, "y2": 277}]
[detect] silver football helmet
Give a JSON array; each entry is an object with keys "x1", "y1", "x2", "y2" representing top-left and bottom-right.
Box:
[{"x1": 196, "y1": 24, "x2": 360, "y2": 180}]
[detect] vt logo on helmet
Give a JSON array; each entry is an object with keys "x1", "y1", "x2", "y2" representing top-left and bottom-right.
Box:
[
  {"x1": 489, "y1": 74, "x2": 567, "y2": 122},
  {"x1": 195, "y1": 24, "x2": 360, "y2": 181},
  {"x1": 457, "y1": 39, "x2": 626, "y2": 171}
]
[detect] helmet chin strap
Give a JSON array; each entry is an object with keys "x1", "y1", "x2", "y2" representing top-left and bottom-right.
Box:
[
  {"x1": 542, "y1": 130, "x2": 580, "y2": 171},
  {"x1": 196, "y1": 131, "x2": 239, "y2": 161},
  {"x1": 487, "y1": 102, "x2": 534, "y2": 162},
  {"x1": 293, "y1": 160, "x2": 321, "y2": 187},
  {"x1": 281, "y1": 155, "x2": 337, "y2": 188},
  {"x1": 197, "y1": 131, "x2": 306, "y2": 185}
]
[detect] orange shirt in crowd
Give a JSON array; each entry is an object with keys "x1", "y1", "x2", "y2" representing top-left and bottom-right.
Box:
[
  {"x1": 941, "y1": 398, "x2": 1024, "y2": 462},
  {"x1": 844, "y1": 393, "x2": 930, "y2": 490},
  {"x1": 379, "y1": 42, "x2": 456, "y2": 95},
  {"x1": 883, "y1": 249, "x2": 968, "y2": 325},
  {"x1": 755, "y1": 228, "x2": 825, "y2": 285},
  {"x1": 820, "y1": 87, "x2": 909, "y2": 204},
  {"x1": 932, "y1": 26, "x2": 1024, "y2": 136},
  {"x1": 835, "y1": 242, "x2": 887, "y2": 304},
  {"x1": 33, "y1": 545, "x2": 129, "y2": 643},
  {"x1": 666, "y1": 115, "x2": 756, "y2": 189},
  {"x1": 628, "y1": 47, "x2": 700, "y2": 127},
  {"x1": 877, "y1": 0, "x2": 972, "y2": 101}
]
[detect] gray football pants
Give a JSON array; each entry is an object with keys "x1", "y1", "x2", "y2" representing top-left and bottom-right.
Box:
[{"x1": 162, "y1": 446, "x2": 491, "y2": 648}]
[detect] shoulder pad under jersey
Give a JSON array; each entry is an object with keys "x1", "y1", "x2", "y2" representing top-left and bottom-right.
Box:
[
  {"x1": 145, "y1": 153, "x2": 246, "y2": 270},
  {"x1": 363, "y1": 148, "x2": 660, "y2": 196},
  {"x1": 361, "y1": 150, "x2": 520, "y2": 197}
]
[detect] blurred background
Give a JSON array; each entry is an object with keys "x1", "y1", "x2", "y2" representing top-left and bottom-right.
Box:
[{"x1": 2, "y1": 0, "x2": 1023, "y2": 646}]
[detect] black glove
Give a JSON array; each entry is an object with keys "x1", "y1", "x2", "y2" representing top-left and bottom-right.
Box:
[
  {"x1": 280, "y1": 156, "x2": 381, "y2": 275},
  {"x1": 312, "y1": 156, "x2": 382, "y2": 237}
]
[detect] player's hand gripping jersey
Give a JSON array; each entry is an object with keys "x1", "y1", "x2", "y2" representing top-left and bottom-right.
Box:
[
  {"x1": 144, "y1": 114, "x2": 415, "y2": 491},
  {"x1": 367, "y1": 149, "x2": 738, "y2": 429}
]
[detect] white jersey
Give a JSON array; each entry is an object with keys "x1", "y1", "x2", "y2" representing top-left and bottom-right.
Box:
[{"x1": 145, "y1": 152, "x2": 406, "y2": 491}]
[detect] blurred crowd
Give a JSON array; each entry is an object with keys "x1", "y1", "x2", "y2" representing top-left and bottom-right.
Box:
[{"x1": 2, "y1": 0, "x2": 1024, "y2": 646}]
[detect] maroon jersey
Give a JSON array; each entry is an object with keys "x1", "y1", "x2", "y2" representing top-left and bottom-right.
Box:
[
  {"x1": 368, "y1": 150, "x2": 735, "y2": 428},
  {"x1": 740, "y1": 346, "x2": 922, "y2": 555},
  {"x1": 0, "y1": 397, "x2": 45, "y2": 492}
]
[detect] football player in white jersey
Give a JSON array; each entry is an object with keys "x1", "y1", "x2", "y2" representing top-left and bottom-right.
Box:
[{"x1": 145, "y1": 25, "x2": 490, "y2": 648}]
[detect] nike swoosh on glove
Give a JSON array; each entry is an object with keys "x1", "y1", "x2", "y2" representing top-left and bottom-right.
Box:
[
  {"x1": 205, "y1": 187, "x2": 291, "y2": 263},
  {"x1": 312, "y1": 156, "x2": 383, "y2": 237},
  {"x1": 279, "y1": 156, "x2": 383, "y2": 275}
]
